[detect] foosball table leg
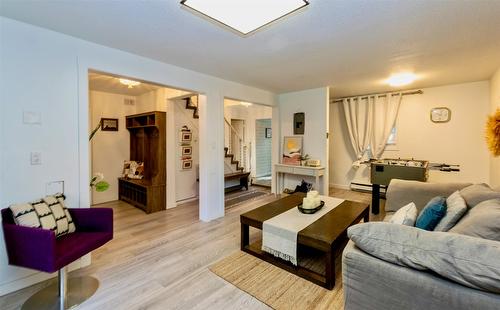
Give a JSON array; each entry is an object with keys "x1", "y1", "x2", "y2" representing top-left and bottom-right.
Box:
[{"x1": 371, "y1": 184, "x2": 380, "y2": 215}]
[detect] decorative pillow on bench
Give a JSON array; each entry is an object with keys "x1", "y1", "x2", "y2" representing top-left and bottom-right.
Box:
[
  {"x1": 9, "y1": 193, "x2": 75, "y2": 237},
  {"x1": 348, "y1": 222, "x2": 500, "y2": 293}
]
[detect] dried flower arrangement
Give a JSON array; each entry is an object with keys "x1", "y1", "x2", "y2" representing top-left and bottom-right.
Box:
[{"x1": 486, "y1": 108, "x2": 500, "y2": 157}]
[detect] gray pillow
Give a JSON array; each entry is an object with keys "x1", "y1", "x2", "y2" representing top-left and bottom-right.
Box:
[
  {"x1": 460, "y1": 184, "x2": 500, "y2": 208},
  {"x1": 449, "y1": 199, "x2": 500, "y2": 241},
  {"x1": 348, "y1": 222, "x2": 500, "y2": 293},
  {"x1": 434, "y1": 191, "x2": 467, "y2": 232}
]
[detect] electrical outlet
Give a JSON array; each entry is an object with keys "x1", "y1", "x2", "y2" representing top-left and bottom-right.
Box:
[
  {"x1": 30, "y1": 152, "x2": 42, "y2": 165},
  {"x1": 23, "y1": 111, "x2": 42, "y2": 124}
]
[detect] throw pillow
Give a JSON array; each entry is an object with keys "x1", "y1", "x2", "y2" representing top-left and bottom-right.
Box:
[
  {"x1": 415, "y1": 196, "x2": 447, "y2": 230},
  {"x1": 449, "y1": 198, "x2": 500, "y2": 241},
  {"x1": 54, "y1": 193, "x2": 76, "y2": 234},
  {"x1": 460, "y1": 184, "x2": 500, "y2": 208},
  {"x1": 434, "y1": 191, "x2": 468, "y2": 232},
  {"x1": 9, "y1": 200, "x2": 57, "y2": 233},
  {"x1": 389, "y1": 202, "x2": 417, "y2": 226},
  {"x1": 42, "y1": 195, "x2": 73, "y2": 237},
  {"x1": 348, "y1": 222, "x2": 500, "y2": 293}
]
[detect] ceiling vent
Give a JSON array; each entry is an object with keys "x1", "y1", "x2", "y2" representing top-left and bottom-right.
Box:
[{"x1": 124, "y1": 98, "x2": 135, "y2": 106}]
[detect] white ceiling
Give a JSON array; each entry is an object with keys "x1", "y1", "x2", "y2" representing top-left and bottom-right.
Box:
[
  {"x1": 2, "y1": 0, "x2": 500, "y2": 97},
  {"x1": 89, "y1": 72, "x2": 162, "y2": 96}
]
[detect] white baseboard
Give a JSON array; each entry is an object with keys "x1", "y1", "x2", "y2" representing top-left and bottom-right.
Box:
[
  {"x1": 329, "y1": 183, "x2": 350, "y2": 190},
  {"x1": 0, "y1": 254, "x2": 91, "y2": 296}
]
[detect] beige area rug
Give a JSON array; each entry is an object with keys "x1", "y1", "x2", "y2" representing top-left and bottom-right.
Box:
[{"x1": 210, "y1": 251, "x2": 344, "y2": 310}]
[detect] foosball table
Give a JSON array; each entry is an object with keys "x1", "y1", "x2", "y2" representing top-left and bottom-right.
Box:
[{"x1": 370, "y1": 158, "x2": 429, "y2": 214}]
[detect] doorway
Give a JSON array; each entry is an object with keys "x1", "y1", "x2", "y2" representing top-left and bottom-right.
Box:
[
  {"x1": 88, "y1": 70, "x2": 200, "y2": 212},
  {"x1": 254, "y1": 118, "x2": 272, "y2": 187}
]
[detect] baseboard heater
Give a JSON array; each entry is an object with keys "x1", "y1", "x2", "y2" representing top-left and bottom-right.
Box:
[{"x1": 350, "y1": 182, "x2": 387, "y2": 198}]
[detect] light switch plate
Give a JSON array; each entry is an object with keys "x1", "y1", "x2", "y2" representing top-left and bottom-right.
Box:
[
  {"x1": 23, "y1": 111, "x2": 42, "y2": 124},
  {"x1": 30, "y1": 152, "x2": 42, "y2": 165}
]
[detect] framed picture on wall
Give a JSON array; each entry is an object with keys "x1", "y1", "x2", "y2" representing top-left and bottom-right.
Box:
[
  {"x1": 101, "y1": 118, "x2": 118, "y2": 131},
  {"x1": 182, "y1": 159, "x2": 193, "y2": 170},
  {"x1": 180, "y1": 131, "x2": 192, "y2": 143},
  {"x1": 265, "y1": 128, "x2": 272, "y2": 138},
  {"x1": 182, "y1": 146, "x2": 192, "y2": 155}
]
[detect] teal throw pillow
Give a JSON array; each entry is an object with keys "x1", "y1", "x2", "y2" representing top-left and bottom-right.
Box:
[{"x1": 416, "y1": 196, "x2": 447, "y2": 231}]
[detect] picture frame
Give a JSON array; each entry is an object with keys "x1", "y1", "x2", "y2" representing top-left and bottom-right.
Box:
[
  {"x1": 180, "y1": 131, "x2": 192, "y2": 143},
  {"x1": 282, "y1": 136, "x2": 303, "y2": 166},
  {"x1": 182, "y1": 159, "x2": 193, "y2": 170},
  {"x1": 265, "y1": 128, "x2": 272, "y2": 138},
  {"x1": 101, "y1": 118, "x2": 118, "y2": 131},
  {"x1": 182, "y1": 146, "x2": 192, "y2": 155}
]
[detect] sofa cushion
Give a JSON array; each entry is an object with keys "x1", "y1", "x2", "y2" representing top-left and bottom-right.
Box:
[
  {"x1": 347, "y1": 222, "x2": 500, "y2": 293},
  {"x1": 449, "y1": 199, "x2": 500, "y2": 241},
  {"x1": 389, "y1": 202, "x2": 417, "y2": 226},
  {"x1": 415, "y1": 197, "x2": 447, "y2": 231},
  {"x1": 385, "y1": 179, "x2": 471, "y2": 213},
  {"x1": 434, "y1": 191, "x2": 468, "y2": 232},
  {"x1": 460, "y1": 184, "x2": 500, "y2": 208}
]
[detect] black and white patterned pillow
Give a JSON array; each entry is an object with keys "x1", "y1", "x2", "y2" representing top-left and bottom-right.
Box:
[
  {"x1": 43, "y1": 196, "x2": 70, "y2": 237},
  {"x1": 10, "y1": 200, "x2": 57, "y2": 234},
  {"x1": 53, "y1": 193, "x2": 76, "y2": 234}
]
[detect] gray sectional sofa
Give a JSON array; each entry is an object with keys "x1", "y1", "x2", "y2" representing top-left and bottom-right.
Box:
[{"x1": 342, "y1": 179, "x2": 500, "y2": 310}]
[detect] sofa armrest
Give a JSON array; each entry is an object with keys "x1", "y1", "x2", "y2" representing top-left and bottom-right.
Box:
[
  {"x1": 2, "y1": 222, "x2": 56, "y2": 271},
  {"x1": 70, "y1": 208, "x2": 113, "y2": 233},
  {"x1": 385, "y1": 179, "x2": 471, "y2": 212}
]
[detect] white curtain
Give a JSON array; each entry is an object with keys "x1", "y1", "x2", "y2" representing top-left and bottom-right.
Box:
[
  {"x1": 342, "y1": 97, "x2": 373, "y2": 167},
  {"x1": 370, "y1": 94, "x2": 403, "y2": 159},
  {"x1": 342, "y1": 93, "x2": 403, "y2": 166}
]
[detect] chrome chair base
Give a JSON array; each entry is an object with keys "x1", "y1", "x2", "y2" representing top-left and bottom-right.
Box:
[{"x1": 22, "y1": 276, "x2": 99, "y2": 310}]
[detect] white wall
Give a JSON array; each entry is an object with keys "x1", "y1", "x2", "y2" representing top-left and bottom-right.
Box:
[
  {"x1": 490, "y1": 67, "x2": 500, "y2": 188},
  {"x1": 174, "y1": 98, "x2": 199, "y2": 202},
  {"x1": 278, "y1": 88, "x2": 330, "y2": 194},
  {"x1": 330, "y1": 81, "x2": 491, "y2": 188},
  {"x1": 224, "y1": 102, "x2": 272, "y2": 177},
  {"x1": 0, "y1": 17, "x2": 275, "y2": 296},
  {"x1": 90, "y1": 91, "x2": 137, "y2": 204}
]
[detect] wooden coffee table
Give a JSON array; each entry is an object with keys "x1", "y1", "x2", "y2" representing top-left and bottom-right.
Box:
[{"x1": 240, "y1": 193, "x2": 369, "y2": 289}]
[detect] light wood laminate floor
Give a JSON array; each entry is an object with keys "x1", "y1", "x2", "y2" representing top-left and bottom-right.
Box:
[{"x1": 0, "y1": 188, "x2": 383, "y2": 310}]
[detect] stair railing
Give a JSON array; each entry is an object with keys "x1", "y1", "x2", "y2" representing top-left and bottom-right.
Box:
[{"x1": 224, "y1": 117, "x2": 249, "y2": 171}]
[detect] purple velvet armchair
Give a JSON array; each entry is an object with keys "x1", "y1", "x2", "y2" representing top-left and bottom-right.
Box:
[{"x1": 1, "y1": 207, "x2": 113, "y2": 309}]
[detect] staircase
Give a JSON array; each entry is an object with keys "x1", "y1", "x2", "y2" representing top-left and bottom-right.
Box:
[
  {"x1": 224, "y1": 147, "x2": 244, "y2": 172},
  {"x1": 183, "y1": 97, "x2": 199, "y2": 119}
]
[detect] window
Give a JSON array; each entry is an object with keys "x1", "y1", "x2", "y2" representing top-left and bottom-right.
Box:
[{"x1": 386, "y1": 126, "x2": 397, "y2": 145}]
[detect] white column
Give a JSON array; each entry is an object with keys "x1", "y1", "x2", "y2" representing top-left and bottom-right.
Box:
[{"x1": 198, "y1": 93, "x2": 225, "y2": 221}]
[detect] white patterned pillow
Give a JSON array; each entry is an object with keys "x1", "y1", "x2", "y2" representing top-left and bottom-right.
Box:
[
  {"x1": 10, "y1": 201, "x2": 57, "y2": 234},
  {"x1": 54, "y1": 193, "x2": 76, "y2": 234},
  {"x1": 43, "y1": 196, "x2": 70, "y2": 237},
  {"x1": 389, "y1": 202, "x2": 418, "y2": 226}
]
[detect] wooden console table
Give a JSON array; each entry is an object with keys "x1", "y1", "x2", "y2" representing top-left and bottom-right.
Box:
[{"x1": 274, "y1": 164, "x2": 325, "y2": 194}]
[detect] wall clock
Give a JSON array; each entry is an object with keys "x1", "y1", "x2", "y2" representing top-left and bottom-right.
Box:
[{"x1": 430, "y1": 107, "x2": 451, "y2": 123}]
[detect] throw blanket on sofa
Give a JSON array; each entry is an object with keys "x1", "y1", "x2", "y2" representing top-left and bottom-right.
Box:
[{"x1": 262, "y1": 196, "x2": 345, "y2": 265}]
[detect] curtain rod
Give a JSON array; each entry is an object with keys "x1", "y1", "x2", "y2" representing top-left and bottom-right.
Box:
[{"x1": 330, "y1": 89, "x2": 423, "y2": 103}]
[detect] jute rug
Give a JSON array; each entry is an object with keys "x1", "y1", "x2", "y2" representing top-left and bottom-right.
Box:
[{"x1": 210, "y1": 251, "x2": 344, "y2": 310}]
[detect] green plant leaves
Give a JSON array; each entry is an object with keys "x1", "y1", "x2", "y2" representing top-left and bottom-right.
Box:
[{"x1": 95, "y1": 181, "x2": 110, "y2": 192}]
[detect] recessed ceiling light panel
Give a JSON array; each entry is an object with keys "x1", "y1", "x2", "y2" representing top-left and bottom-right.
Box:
[
  {"x1": 386, "y1": 73, "x2": 418, "y2": 87},
  {"x1": 181, "y1": 0, "x2": 309, "y2": 35}
]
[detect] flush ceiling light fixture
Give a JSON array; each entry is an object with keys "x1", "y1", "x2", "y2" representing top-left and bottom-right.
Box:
[
  {"x1": 180, "y1": 0, "x2": 309, "y2": 36},
  {"x1": 119, "y1": 78, "x2": 141, "y2": 88},
  {"x1": 386, "y1": 73, "x2": 418, "y2": 87},
  {"x1": 240, "y1": 102, "x2": 253, "y2": 107}
]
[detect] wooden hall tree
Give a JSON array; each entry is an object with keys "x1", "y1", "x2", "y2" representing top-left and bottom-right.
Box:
[{"x1": 118, "y1": 111, "x2": 166, "y2": 213}]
